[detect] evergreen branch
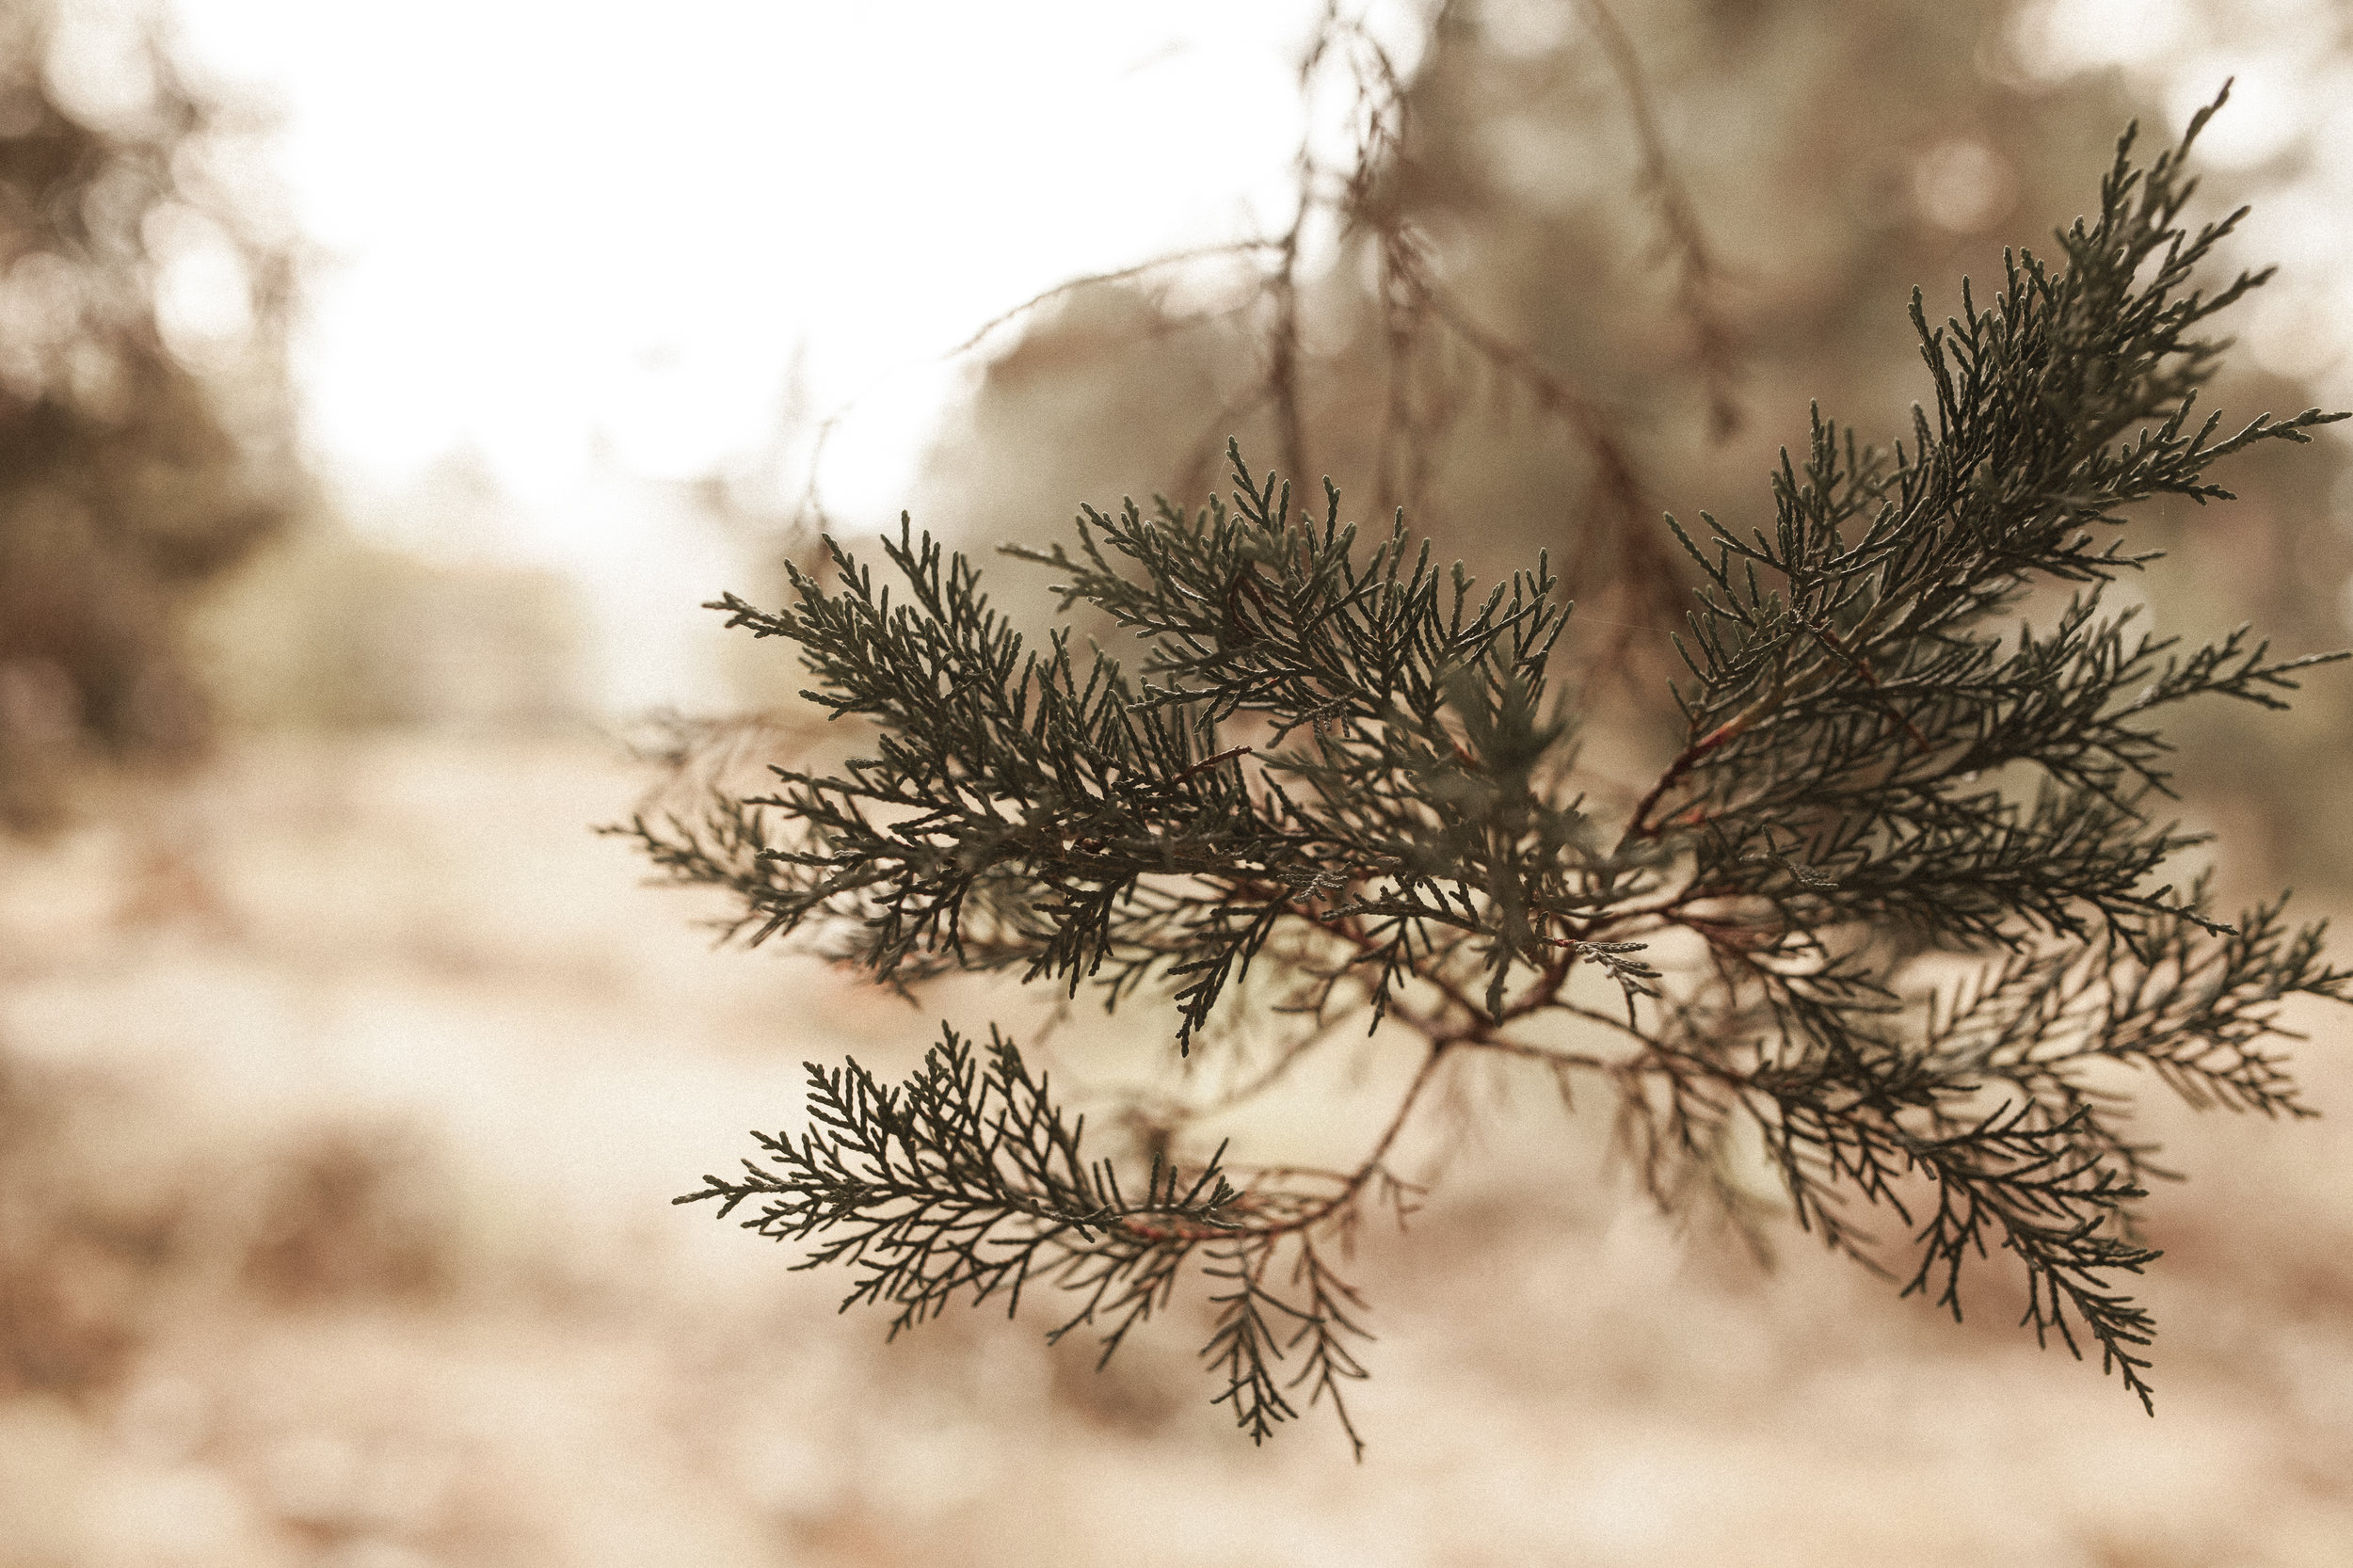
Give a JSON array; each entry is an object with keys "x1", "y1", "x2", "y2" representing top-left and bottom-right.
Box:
[
  {"x1": 681, "y1": 1022, "x2": 1401, "y2": 1450},
  {"x1": 643, "y1": 94, "x2": 2351, "y2": 1449}
]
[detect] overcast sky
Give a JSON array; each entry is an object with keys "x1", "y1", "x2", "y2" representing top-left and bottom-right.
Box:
[{"x1": 160, "y1": 2, "x2": 1360, "y2": 525}]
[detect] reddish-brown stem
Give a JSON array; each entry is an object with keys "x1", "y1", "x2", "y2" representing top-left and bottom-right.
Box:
[
  {"x1": 1246, "y1": 1037, "x2": 1455, "y2": 1241},
  {"x1": 1621, "y1": 707, "x2": 1755, "y2": 844},
  {"x1": 1809, "y1": 621, "x2": 1931, "y2": 752},
  {"x1": 1177, "y1": 744, "x2": 1256, "y2": 780}
]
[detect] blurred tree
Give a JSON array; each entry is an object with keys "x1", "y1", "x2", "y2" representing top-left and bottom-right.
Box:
[{"x1": 0, "y1": 0, "x2": 301, "y2": 829}]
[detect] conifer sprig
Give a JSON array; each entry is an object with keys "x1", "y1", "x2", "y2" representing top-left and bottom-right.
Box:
[
  {"x1": 678, "y1": 1024, "x2": 1388, "y2": 1455},
  {"x1": 629, "y1": 94, "x2": 2351, "y2": 1450}
]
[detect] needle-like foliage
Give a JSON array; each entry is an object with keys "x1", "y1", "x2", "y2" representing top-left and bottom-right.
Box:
[{"x1": 631, "y1": 97, "x2": 2351, "y2": 1452}]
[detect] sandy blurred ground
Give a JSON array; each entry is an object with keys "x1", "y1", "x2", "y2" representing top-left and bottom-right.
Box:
[{"x1": 1, "y1": 730, "x2": 2348, "y2": 1567}]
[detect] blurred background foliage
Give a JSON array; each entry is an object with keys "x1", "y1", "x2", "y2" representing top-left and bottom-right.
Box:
[
  {"x1": 0, "y1": 0, "x2": 593, "y2": 832},
  {"x1": 1, "y1": 0, "x2": 2350, "y2": 1562},
  {"x1": 0, "y1": 0, "x2": 299, "y2": 828}
]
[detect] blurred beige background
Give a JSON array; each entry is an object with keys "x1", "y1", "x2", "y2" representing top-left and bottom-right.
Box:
[{"x1": 3, "y1": 2, "x2": 2351, "y2": 1564}]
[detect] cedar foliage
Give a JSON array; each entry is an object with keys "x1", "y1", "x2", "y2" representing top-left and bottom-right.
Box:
[{"x1": 625, "y1": 96, "x2": 2351, "y2": 1454}]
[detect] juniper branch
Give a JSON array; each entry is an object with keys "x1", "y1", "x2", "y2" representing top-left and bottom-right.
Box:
[{"x1": 631, "y1": 91, "x2": 2351, "y2": 1452}]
